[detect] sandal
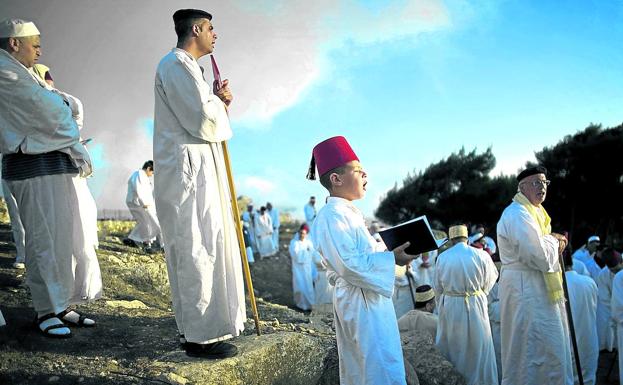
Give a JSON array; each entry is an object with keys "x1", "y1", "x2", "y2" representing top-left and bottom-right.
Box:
[
  {"x1": 56, "y1": 309, "x2": 96, "y2": 327},
  {"x1": 35, "y1": 313, "x2": 71, "y2": 338}
]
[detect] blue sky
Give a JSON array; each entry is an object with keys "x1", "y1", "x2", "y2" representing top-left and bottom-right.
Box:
[{"x1": 1, "y1": 0, "x2": 621, "y2": 220}]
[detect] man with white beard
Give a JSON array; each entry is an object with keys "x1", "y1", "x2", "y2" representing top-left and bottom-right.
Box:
[
  {"x1": 125, "y1": 160, "x2": 162, "y2": 250},
  {"x1": 496, "y1": 166, "x2": 573, "y2": 385},
  {"x1": 153, "y1": 8, "x2": 245, "y2": 358}
]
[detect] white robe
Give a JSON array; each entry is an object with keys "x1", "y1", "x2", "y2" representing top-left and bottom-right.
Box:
[
  {"x1": 410, "y1": 251, "x2": 436, "y2": 288},
  {"x1": 304, "y1": 202, "x2": 316, "y2": 223},
  {"x1": 435, "y1": 242, "x2": 499, "y2": 385},
  {"x1": 572, "y1": 258, "x2": 590, "y2": 277},
  {"x1": 497, "y1": 201, "x2": 573, "y2": 385},
  {"x1": 1, "y1": 178, "x2": 26, "y2": 263},
  {"x1": 565, "y1": 270, "x2": 599, "y2": 385},
  {"x1": 0, "y1": 50, "x2": 94, "y2": 317},
  {"x1": 311, "y1": 197, "x2": 406, "y2": 385},
  {"x1": 573, "y1": 248, "x2": 602, "y2": 279},
  {"x1": 595, "y1": 266, "x2": 617, "y2": 351},
  {"x1": 392, "y1": 266, "x2": 416, "y2": 319},
  {"x1": 242, "y1": 211, "x2": 258, "y2": 252},
  {"x1": 126, "y1": 169, "x2": 161, "y2": 243},
  {"x1": 609, "y1": 270, "x2": 623, "y2": 385},
  {"x1": 312, "y1": 251, "x2": 334, "y2": 311},
  {"x1": 70, "y1": 176, "x2": 102, "y2": 302},
  {"x1": 154, "y1": 48, "x2": 246, "y2": 344},
  {"x1": 487, "y1": 282, "x2": 502, "y2": 384},
  {"x1": 397, "y1": 309, "x2": 438, "y2": 340},
  {"x1": 268, "y1": 207, "x2": 280, "y2": 248},
  {"x1": 254, "y1": 213, "x2": 276, "y2": 258},
  {"x1": 290, "y1": 238, "x2": 316, "y2": 310}
]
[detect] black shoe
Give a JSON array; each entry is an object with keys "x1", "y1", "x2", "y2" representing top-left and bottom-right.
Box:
[
  {"x1": 122, "y1": 238, "x2": 138, "y2": 247},
  {"x1": 184, "y1": 341, "x2": 238, "y2": 359}
]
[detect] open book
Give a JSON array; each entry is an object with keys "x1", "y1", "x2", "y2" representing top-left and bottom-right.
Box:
[{"x1": 378, "y1": 215, "x2": 448, "y2": 255}]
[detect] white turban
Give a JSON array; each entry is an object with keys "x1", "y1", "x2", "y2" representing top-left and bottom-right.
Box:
[{"x1": 0, "y1": 18, "x2": 40, "y2": 38}]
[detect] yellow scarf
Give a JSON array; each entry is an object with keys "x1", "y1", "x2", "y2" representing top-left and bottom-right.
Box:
[{"x1": 513, "y1": 192, "x2": 564, "y2": 304}]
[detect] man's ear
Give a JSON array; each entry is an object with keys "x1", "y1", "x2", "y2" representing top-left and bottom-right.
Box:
[
  {"x1": 192, "y1": 24, "x2": 201, "y2": 36},
  {"x1": 8, "y1": 37, "x2": 19, "y2": 51},
  {"x1": 329, "y1": 172, "x2": 342, "y2": 187}
]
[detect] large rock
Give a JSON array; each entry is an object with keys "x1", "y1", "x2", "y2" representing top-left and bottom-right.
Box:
[
  {"x1": 401, "y1": 330, "x2": 467, "y2": 385},
  {"x1": 150, "y1": 332, "x2": 330, "y2": 385}
]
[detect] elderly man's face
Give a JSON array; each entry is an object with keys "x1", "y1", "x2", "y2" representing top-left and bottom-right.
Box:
[
  {"x1": 519, "y1": 173, "x2": 549, "y2": 206},
  {"x1": 10, "y1": 35, "x2": 41, "y2": 68},
  {"x1": 587, "y1": 241, "x2": 600, "y2": 253}
]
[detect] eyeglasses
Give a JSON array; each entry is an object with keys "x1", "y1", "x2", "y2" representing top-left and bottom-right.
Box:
[{"x1": 523, "y1": 180, "x2": 551, "y2": 188}]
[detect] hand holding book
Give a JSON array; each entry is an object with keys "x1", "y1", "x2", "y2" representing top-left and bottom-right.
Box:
[{"x1": 393, "y1": 241, "x2": 418, "y2": 266}]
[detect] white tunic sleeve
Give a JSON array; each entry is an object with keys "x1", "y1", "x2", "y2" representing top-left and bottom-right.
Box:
[
  {"x1": 315, "y1": 210, "x2": 395, "y2": 298},
  {"x1": 160, "y1": 59, "x2": 231, "y2": 143},
  {"x1": 611, "y1": 271, "x2": 623, "y2": 324}
]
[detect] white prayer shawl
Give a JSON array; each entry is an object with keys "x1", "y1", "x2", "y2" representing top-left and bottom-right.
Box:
[
  {"x1": 304, "y1": 203, "x2": 316, "y2": 223},
  {"x1": 312, "y1": 251, "x2": 334, "y2": 308},
  {"x1": 435, "y1": 242, "x2": 499, "y2": 385},
  {"x1": 154, "y1": 48, "x2": 245, "y2": 344},
  {"x1": 70, "y1": 176, "x2": 102, "y2": 302},
  {"x1": 254, "y1": 212, "x2": 276, "y2": 258},
  {"x1": 290, "y1": 238, "x2": 316, "y2": 310},
  {"x1": 610, "y1": 270, "x2": 623, "y2": 385},
  {"x1": 595, "y1": 266, "x2": 617, "y2": 351},
  {"x1": 565, "y1": 270, "x2": 599, "y2": 385},
  {"x1": 268, "y1": 208, "x2": 280, "y2": 247},
  {"x1": 487, "y1": 282, "x2": 502, "y2": 384},
  {"x1": 1, "y1": 178, "x2": 25, "y2": 262},
  {"x1": 572, "y1": 258, "x2": 590, "y2": 277},
  {"x1": 0, "y1": 50, "x2": 92, "y2": 176},
  {"x1": 497, "y1": 202, "x2": 574, "y2": 385},
  {"x1": 311, "y1": 197, "x2": 406, "y2": 385},
  {"x1": 126, "y1": 169, "x2": 161, "y2": 243}
]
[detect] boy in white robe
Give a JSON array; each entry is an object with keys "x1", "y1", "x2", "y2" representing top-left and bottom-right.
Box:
[
  {"x1": 154, "y1": 9, "x2": 245, "y2": 358},
  {"x1": 307, "y1": 136, "x2": 417, "y2": 385},
  {"x1": 435, "y1": 224, "x2": 499, "y2": 385},
  {"x1": 289, "y1": 226, "x2": 316, "y2": 311},
  {"x1": 125, "y1": 160, "x2": 162, "y2": 249}
]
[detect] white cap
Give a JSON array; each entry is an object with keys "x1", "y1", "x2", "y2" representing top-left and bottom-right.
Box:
[
  {"x1": 468, "y1": 232, "x2": 484, "y2": 245},
  {"x1": 0, "y1": 18, "x2": 40, "y2": 38},
  {"x1": 587, "y1": 235, "x2": 600, "y2": 244}
]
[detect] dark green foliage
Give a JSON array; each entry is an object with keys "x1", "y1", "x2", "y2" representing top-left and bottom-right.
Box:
[
  {"x1": 375, "y1": 147, "x2": 516, "y2": 231},
  {"x1": 532, "y1": 124, "x2": 623, "y2": 249},
  {"x1": 375, "y1": 124, "x2": 623, "y2": 249}
]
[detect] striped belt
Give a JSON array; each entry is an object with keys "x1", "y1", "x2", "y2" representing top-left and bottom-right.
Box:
[{"x1": 443, "y1": 290, "x2": 484, "y2": 303}]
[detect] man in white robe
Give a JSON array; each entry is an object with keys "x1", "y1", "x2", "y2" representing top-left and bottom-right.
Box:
[
  {"x1": 595, "y1": 248, "x2": 620, "y2": 352},
  {"x1": 0, "y1": 19, "x2": 94, "y2": 338},
  {"x1": 308, "y1": 136, "x2": 417, "y2": 385},
  {"x1": 572, "y1": 258, "x2": 590, "y2": 277},
  {"x1": 435, "y1": 224, "x2": 499, "y2": 385},
  {"x1": 496, "y1": 166, "x2": 573, "y2": 385},
  {"x1": 242, "y1": 204, "x2": 258, "y2": 252},
  {"x1": 254, "y1": 206, "x2": 276, "y2": 259},
  {"x1": 267, "y1": 202, "x2": 280, "y2": 250},
  {"x1": 572, "y1": 236, "x2": 602, "y2": 279},
  {"x1": 487, "y1": 280, "x2": 502, "y2": 384},
  {"x1": 1, "y1": 178, "x2": 26, "y2": 269},
  {"x1": 125, "y1": 160, "x2": 162, "y2": 249},
  {"x1": 304, "y1": 196, "x2": 317, "y2": 224},
  {"x1": 154, "y1": 9, "x2": 245, "y2": 358},
  {"x1": 392, "y1": 264, "x2": 416, "y2": 318},
  {"x1": 610, "y1": 266, "x2": 623, "y2": 385},
  {"x1": 563, "y1": 251, "x2": 599, "y2": 385},
  {"x1": 289, "y1": 226, "x2": 316, "y2": 311},
  {"x1": 397, "y1": 284, "x2": 438, "y2": 340}
]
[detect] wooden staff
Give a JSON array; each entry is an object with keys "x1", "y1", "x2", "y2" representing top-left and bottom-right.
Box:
[{"x1": 212, "y1": 55, "x2": 261, "y2": 336}]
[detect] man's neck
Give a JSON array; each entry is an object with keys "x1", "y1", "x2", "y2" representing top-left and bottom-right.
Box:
[{"x1": 176, "y1": 41, "x2": 204, "y2": 61}]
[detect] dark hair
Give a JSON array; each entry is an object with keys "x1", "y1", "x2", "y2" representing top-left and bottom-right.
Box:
[
  {"x1": 319, "y1": 166, "x2": 347, "y2": 190},
  {"x1": 142, "y1": 160, "x2": 154, "y2": 170},
  {"x1": 173, "y1": 9, "x2": 212, "y2": 42},
  {"x1": 602, "y1": 247, "x2": 622, "y2": 268}
]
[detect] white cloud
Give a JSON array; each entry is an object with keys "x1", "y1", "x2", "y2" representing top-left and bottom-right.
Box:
[{"x1": 241, "y1": 176, "x2": 276, "y2": 194}]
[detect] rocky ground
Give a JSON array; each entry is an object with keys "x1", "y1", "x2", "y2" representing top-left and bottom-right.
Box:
[{"x1": 0, "y1": 207, "x2": 618, "y2": 385}]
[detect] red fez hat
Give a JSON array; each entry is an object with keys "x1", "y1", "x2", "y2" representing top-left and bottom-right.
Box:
[{"x1": 306, "y1": 136, "x2": 359, "y2": 180}]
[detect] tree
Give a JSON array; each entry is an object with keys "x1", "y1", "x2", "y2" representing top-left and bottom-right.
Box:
[
  {"x1": 375, "y1": 148, "x2": 515, "y2": 231},
  {"x1": 530, "y1": 124, "x2": 623, "y2": 249}
]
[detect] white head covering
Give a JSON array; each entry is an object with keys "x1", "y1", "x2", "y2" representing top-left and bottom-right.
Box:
[
  {"x1": 468, "y1": 232, "x2": 484, "y2": 245},
  {"x1": 587, "y1": 235, "x2": 600, "y2": 244},
  {"x1": 0, "y1": 18, "x2": 40, "y2": 38}
]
